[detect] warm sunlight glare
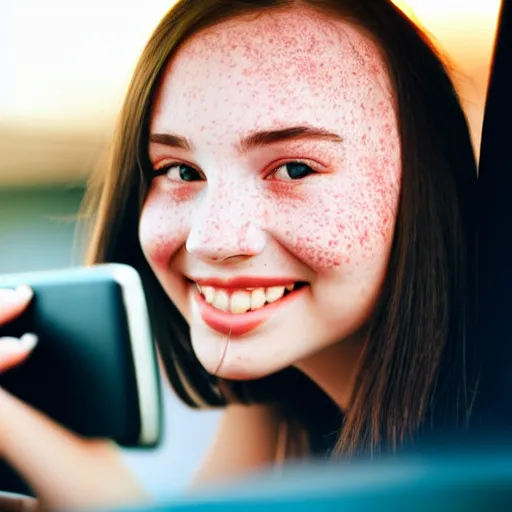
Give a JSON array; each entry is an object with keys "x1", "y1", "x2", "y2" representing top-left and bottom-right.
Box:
[
  {"x1": 0, "y1": 0, "x2": 179, "y2": 133},
  {"x1": 393, "y1": 0, "x2": 502, "y2": 151}
]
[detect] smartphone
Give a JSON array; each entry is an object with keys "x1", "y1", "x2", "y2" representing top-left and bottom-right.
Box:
[{"x1": 0, "y1": 264, "x2": 162, "y2": 448}]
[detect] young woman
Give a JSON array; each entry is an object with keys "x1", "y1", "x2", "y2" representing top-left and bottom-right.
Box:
[{"x1": 0, "y1": 0, "x2": 478, "y2": 509}]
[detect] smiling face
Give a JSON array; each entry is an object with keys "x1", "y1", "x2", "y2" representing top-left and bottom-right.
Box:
[{"x1": 138, "y1": 7, "x2": 401, "y2": 381}]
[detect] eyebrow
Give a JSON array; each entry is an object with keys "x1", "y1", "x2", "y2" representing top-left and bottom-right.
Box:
[
  {"x1": 149, "y1": 125, "x2": 344, "y2": 152},
  {"x1": 149, "y1": 133, "x2": 191, "y2": 150}
]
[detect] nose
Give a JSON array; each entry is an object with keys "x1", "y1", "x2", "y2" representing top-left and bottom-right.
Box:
[{"x1": 186, "y1": 190, "x2": 268, "y2": 263}]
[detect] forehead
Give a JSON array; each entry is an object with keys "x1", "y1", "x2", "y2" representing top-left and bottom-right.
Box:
[{"x1": 150, "y1": 7, "x2": 393, "y2": 137}]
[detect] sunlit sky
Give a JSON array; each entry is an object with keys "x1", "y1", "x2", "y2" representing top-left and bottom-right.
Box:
[
  {"x1": 0, "y1": 1, "x2": 177, "y2": 132},
  {"x1": 394, "y1": 0, "x2": 500, "y2": 63}
]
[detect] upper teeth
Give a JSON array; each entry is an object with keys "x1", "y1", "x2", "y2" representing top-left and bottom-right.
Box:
[{"x1": 197, "y1": 284, "x2": 296, "y2": 314}]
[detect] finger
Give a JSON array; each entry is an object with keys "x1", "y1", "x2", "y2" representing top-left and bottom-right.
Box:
[
  {"x1": 0, "y1": 334, "x2": 38, "y2": 374},
  {"x1": 0, "y1": 389, "x2": 146, "y2": 510},
  {"x1": 0, "y1": 286, "x2": 33, "y2": 326},
  {"x1": 0, "y1": 493, "x2": 39, "y2": 512}
]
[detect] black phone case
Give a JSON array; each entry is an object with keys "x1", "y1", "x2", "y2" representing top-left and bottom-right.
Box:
[{"x1": 0, "y1": 265, "x2": 162, "y2": 494}]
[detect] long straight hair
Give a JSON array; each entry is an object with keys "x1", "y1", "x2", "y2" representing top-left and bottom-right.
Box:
[{"x1": 82, "y1": 0, "x2": 478, "y2": 457}]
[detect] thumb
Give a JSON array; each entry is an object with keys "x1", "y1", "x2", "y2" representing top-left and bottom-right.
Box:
[
  {"x1": 0, "y1": 492, "x2": 39, "y2": 511},
  {"x1": 0, "y1": 286, "x2": 34, "y2": 325},
  {"x1": 0, "y1": 334, "x2": 38, "y2": 373}
]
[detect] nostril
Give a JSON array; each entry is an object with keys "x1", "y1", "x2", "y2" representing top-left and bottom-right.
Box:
[
  {"x1": 212, "y1": 254, "x2": 251, "y2": 264},
  {"x1": 186, "y1": 223, "x2": 268, "y2": 262}
]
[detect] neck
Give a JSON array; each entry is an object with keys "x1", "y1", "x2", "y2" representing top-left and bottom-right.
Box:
[{"x1": 295, "y1": 336, "x2": 365, "y2": 411}]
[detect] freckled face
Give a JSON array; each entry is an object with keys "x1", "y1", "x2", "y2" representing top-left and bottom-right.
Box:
[{"x1": 139, "y1": 8, "x2": 401, "y2": 379}]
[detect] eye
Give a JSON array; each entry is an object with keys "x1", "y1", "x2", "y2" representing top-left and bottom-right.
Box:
[
  {"x1": 269, "y1": 161, "x2": 315, "y2": 181},
  {"x1": 155, "y1": 163, "x2": 205, "y2": 182}
]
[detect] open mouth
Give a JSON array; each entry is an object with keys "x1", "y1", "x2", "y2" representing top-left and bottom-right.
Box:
[
  {"x1": 188, "y1": 279, "x2": 308, "y2": 337},
  {"x1": 194, "y1": 282, "x2": 307, "y2": 314}
]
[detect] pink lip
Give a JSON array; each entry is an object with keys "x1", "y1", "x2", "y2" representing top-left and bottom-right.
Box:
[
  {"x1": 192, "y1": 284, "x2": 306, "y2": 337},
  {"x1": 193, "y1": 276, "x2": 297, "y2": 290}
]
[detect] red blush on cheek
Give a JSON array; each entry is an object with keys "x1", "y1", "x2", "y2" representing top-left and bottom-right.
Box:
[
  {"x1": 143, "y1": 233, "x2": 181, "y2": 267},
  {"x1": 272, "y1": 159, "x2": 399, "y2": 273},
  {"x1": 359, "y1": 156, "x2": 400, "y2": 245},
  {"x1": 274, "y1": 197, "x2": 350, "y2": 272},
  {"x1": 168, "y1": 186, "x2": 196, "y2": 203},
  {"x1": 139, "y1": 200, "x2": 189, "y2": 268},
  {"x1": 265, "y1": 181, "x2": 311, "y2": 203},
  {"x1": 294, "y1": 235, "x2": 346, "y2": 270},
  {"x1": 151, "y1": 176, "x2": 197, "y2": 203}
]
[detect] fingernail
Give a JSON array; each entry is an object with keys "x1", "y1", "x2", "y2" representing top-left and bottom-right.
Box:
[
  {"x1": 15, "y1": 284, "x2": 34, "y2": 301},
  {"x1": 0, "y1": 334, "x2": 38, "y2": 353},
  {"x1": 19, "y1": 333, "x2": 38, "y2": 350}
]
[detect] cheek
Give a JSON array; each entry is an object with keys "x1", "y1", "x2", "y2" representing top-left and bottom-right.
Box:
[
  {"x1": 138, "y1": 190, "x2": 191, "y2": 267},
  {"x1": 270, "y1": 156, "x2": 400, "y2": 272}
]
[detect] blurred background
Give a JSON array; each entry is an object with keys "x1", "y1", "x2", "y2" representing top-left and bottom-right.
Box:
[{"x1": 0, "y1": 0, "x2": 501, "y2": 499}]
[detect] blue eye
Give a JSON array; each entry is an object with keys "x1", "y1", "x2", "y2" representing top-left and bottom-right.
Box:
[
  {"x1": 272, "y1": 162, "x2": 315, "y2": 180},
  {"x1": 155, "y1": 164, "x2": 204, "y2": 182}
]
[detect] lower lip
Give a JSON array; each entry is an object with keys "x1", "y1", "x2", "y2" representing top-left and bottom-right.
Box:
[{"x1": 193, "y1": 285, "x2": 306, "y2": 337}]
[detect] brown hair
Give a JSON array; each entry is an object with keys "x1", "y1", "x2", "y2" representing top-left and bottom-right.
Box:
[{"x1": 82, "y1": 0, "x2": 478, "y2": 457}]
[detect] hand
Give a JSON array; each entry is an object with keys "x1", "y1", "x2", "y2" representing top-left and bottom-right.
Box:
[
  {"x1": 0, "y1": 286, "x2": 149, "y2": 510},
  {"x1": 0, "y1": 491, "x2": 38, "y2": 511}
]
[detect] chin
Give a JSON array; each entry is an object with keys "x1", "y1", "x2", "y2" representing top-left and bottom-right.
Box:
[
  {"x1": 190, "y1": 326, "x2": 321, "y2": 385},
  {"x1": 213, "y1": 365, "x2": 266, "y2": 382},
  {"x1": 192, "y1": 338, "x2": 285, "y2": 381}
]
